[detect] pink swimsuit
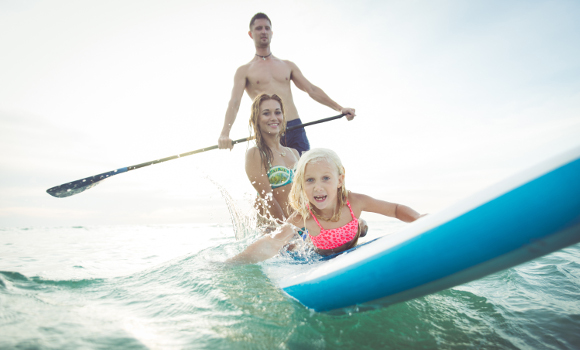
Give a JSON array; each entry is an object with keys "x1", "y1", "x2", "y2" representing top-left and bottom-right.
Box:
[{"x1": 308, "y1": 201, "x2": 359, "y2": 250}]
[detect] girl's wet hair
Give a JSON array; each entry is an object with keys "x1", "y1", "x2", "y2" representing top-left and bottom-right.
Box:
[
  {"x1": 248, "y1": 93, "x2": 287, "y2": 171},
  {"x1": 289, "y1": 148, "x2": 348, "y2": 222}
]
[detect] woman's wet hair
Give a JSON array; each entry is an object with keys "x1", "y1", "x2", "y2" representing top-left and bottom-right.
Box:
[
  {"x1": 289, "y1": 148, "x2": 348, "y2": 222},
  {"x1": 248, "y1": 93, "x2": 286, "y2": 171}
]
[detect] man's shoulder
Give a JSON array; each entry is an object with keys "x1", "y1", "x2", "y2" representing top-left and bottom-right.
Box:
[
  {"x1": 235, "y1": 62, "x2": 252, "y2": 74},
  {"x1": 277, "y1": 58, "x2": 297, "y2": 68}
]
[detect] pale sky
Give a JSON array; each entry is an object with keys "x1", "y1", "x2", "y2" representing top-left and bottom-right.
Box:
[{"x1": 1, "y1": 0, "x2": 579, "y2": 227}]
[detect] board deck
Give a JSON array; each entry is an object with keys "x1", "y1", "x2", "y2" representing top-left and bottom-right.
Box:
[{"x1": 278, "y1": 147, "x2": 580, "y2": 312}]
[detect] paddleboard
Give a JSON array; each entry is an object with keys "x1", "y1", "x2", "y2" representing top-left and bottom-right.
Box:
[{"x1": 277, "y1": 147, "x2": 580, "y2": 312}]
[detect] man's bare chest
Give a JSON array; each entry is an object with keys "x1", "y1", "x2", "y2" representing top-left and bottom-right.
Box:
[{"x1": 246, "y1": 63, "x2": 291, "y2": 88}]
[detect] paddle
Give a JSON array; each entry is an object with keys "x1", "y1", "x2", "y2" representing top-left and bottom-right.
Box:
[{"x1": 46, "y1": 114, "x2": 345, "y2": 198}]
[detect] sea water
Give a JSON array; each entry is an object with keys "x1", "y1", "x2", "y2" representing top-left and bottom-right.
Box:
[{"x1": 1, "y1": 219, "x2": 580, "y2": 349}]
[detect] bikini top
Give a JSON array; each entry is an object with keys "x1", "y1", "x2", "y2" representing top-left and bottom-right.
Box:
[
  {"x1": 268, "y1": 165, "x2": 294, "y2": 189},
  {"x1": 308, "y1": 200, "x2": 359, "y2": 250},
  {"x1": 266, "y1": 148, "x2": 296, "y2": 189}
]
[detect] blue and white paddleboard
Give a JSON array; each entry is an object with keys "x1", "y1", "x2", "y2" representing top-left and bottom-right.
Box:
[{"x1": 277, "y1": 147, "x2": 580, "y2": 312}]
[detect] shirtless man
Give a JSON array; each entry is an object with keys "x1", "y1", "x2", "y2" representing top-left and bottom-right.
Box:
[{"x1": 218, "y1": 12, "x2": 356, "y2": 154}]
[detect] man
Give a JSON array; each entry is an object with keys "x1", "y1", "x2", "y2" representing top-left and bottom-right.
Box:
[{"x1": 218, "y1": 12, "x2": 356, "y2": 154}]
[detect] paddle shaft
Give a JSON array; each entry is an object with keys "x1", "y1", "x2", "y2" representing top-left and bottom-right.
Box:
[
  {"x1": 128, "y1": 113, "x2": 344, "y2": 170},
  {"x1": 47, "y1": 114, "x2": 345, "y2": 198}
]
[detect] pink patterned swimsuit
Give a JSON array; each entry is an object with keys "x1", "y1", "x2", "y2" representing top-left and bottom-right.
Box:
[{"x1": 309, "y1": 201, "x2": 359, "y2": 250}]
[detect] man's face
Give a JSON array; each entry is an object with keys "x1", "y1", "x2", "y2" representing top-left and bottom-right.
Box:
[{"x1": 249, "y1": 18, "x2": 272, "y2": 47}]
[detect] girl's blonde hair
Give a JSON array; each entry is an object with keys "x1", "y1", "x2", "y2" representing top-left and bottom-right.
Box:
[
  {"x1": 248, "y1": 93, "x2": 287, "y2": 171},
  {"x1": 289, "y1": 148, "x2": 348, "y2": 222}
]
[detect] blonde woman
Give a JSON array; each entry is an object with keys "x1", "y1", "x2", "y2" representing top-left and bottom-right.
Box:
[{"x1": 246, "y1": 93, "x2": 300, "y2": 223}]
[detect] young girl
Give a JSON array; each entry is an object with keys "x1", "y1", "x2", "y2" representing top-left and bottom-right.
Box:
[{"x1": 228, "y1": 148, "x2": 424, "y2": 264}]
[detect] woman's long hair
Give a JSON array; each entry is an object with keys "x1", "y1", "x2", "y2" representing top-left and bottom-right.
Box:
[
  {"x1": 289, "y1": 148, "x2": 348, "y2": 222},
  {"x1": 248, "y1": 93, "x2": 287, "y2": 171}
]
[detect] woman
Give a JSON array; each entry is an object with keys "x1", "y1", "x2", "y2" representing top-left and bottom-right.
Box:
[{"x1": 246, "y1": 93, "x2": 300, "y2": 223}]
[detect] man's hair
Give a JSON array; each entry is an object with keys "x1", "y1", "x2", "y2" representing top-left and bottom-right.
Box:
[{"x1": 249, "y1": 13, "x2": 271, "y2": 30}]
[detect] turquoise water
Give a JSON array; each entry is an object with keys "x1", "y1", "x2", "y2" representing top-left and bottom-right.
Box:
[{"x1": 1, "y1": 222, "x2": 579, "y2": 349}]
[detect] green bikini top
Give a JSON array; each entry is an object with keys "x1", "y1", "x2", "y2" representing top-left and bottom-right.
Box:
[
  {"x1": 268, "y1": 165, "x2": 294, "y2": 189},
  {"x1": 265, "y1": 147, "x2": 296, "y2": 189}
]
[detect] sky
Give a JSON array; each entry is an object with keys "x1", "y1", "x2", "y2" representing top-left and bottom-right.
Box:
[{"x1": 1, "y1": 0, "x2": 579, "y2": 228}]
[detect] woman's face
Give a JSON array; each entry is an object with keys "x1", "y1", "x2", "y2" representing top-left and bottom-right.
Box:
[{"x1": 258, "y1": 99, "x2": 283, "y2": 135}]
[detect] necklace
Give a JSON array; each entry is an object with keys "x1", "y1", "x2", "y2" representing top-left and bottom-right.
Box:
[
  {"x1": 255, "y1": 52, "x2": 272, "y2": 60},
  {"x1": 311, "y1": 205, "x2": 342, "y2": 222},
  {"x1": 278, "y1": 148, "x2": 286, "y2": 157}
]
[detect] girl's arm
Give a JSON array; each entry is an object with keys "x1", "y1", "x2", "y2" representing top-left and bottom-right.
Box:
[
  {"x1": 245, "y1": 147, "x2": 285, "y2": 223},
  {"x1": 351, "y1": 192, "x2": 423, "y2": 222},
  {"x1": 226, "y1": 223, "x2": 298, "y2": 264}
]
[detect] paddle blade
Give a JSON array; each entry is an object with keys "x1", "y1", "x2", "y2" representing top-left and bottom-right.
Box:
[{"x1": 47, "y1": 167, "x2": 128, "y2": 198}]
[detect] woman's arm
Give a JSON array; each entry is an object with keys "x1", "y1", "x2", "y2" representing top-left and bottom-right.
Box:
[
  {"x1": 351, "y1": 192, "x2": 422, "y2": 222},
  {"x1": 245, "y1": 147, "x2": 285, "y2": 223}
]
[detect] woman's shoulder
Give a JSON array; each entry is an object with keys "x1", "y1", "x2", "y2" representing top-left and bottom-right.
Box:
[
  {"x1": 246, "y1": 145, "x2": 259, "y2": 153},
  {"x1": 288, "y1": 147, "x2": 300, "y2": 160},
  {"x1": 245, "y1": 146, "x2": 267, "y2": 174},
  {"x1": 245, "y1": 146, "x2": 261, "y2": 161}
]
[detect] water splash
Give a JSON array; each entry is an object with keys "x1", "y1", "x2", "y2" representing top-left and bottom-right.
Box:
[{"x1": 205, "y1": 177, "x2": 282, "y2": 241}]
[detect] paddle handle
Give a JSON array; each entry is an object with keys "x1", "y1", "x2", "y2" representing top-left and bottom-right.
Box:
[
  {"x1": 287, "y1": 114, "x2": 344, "y2": 130},
  {"x1": 127, "y1": 114, "x2": 345, "y2": 171},
  {"x1": 127, "y1": 136, "x2": 251, "y2": 171}
]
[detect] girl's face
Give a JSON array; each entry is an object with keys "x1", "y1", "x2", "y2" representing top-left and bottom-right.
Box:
[
  {"x1": 303, "y1": 159, "x2": 344, "y2": 211},
  {"x1": 258, "y1": 99, "x2": 283, "y2": 135}
]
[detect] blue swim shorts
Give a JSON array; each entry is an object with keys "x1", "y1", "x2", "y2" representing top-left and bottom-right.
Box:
[{"x1": 282, "y1": 118, "x2": 310, "y2": 155}]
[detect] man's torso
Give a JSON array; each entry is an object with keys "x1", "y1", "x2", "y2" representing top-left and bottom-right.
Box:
[{"x1": 243, "y1": 57, "x2": 300, "y2": 121}]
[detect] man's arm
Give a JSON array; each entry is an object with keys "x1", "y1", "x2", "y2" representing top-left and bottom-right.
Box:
[
  {"x1": 219, "y1": 66, "x2": 247, "y2": 149},
  {"x1": 288, "y1": 61, "x2": 356, "y2": 121}
]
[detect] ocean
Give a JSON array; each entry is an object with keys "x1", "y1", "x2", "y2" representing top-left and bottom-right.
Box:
[{"x1": 1, "y1": 220, "x2": 579, "y2": 349}]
